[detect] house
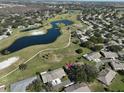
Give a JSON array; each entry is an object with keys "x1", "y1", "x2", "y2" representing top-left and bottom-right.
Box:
[
  {"x1": 41, "y1": 68, "x2": 72, "y2": 91},
  {"x1": 76, "y1": 30, "x2": 89, "y2": 42},
  {"x1": 80, "y1": 35, "x2": 89, "y2": 42},
  {"x1": 100, "y1": 51, "x2": 118, "y2": 59},
  {"x1": 110, "y1": 60, "x2": 124, "y2": 71},
  {"x1": 107, "y1": 40, "x2": 119, "y2": 46},
  {"x1": 64, "y1": 83, "x2": 91, "y2": 92},
  {"x1": 97, "y1": 68, "x2": 117, "y2": 85},
  {"x1": 41, "y1": 68, "x2": 68, "y2": 86},
  {"x1": 118, "y1": 38, "x2": 124, "y2": 45},
  {"x1": 83, "y1": 52, "x2": 102, "y2": 62},
  {"x1": 0, "y1": 85, "x2": 5, "y2": 92},
  {"x1": 118, "y1": 51, "x2": 124, "y2": 58}
]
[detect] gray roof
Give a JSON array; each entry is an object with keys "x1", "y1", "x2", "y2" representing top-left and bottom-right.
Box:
[
  {"x1": 83, "y1": 52, "x2": 101, "y2": 62},
  {"x1": 41, "y1": 68, "x2": 66, "y2": 83},
  {"x1": 97, "y1": 68, "x2": 116, "y2": 85},
  {"x1": 111, "y1": 60, "x2": 124, "y2": 71},
  {"x1": 118, "y1": 51, "x2": 124, "y2": 57},
  {"x1": 73, "y1": 86, "x2": 91, "y2": 92},
  {"x1": 108, "y1": 40, "x2": 119, "y2": 45},
  {"x1": 64, "y1": 83, "x2": 91, "y2": 92},
  {"x1": 101, "y1": 51, "x2": 118, "y2": 59}
]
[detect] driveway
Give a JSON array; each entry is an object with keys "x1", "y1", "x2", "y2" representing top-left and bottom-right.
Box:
[{"x1": 11, "y1": 76, "x2": 37, "y2": 92}]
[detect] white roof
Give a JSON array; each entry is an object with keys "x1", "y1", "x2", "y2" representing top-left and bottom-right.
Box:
[{"x1": 84, "y1": 52, "x2": 101, "y2": 62}]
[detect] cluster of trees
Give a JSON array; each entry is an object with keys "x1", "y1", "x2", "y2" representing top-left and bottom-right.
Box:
[
  {"x1": 79, "y1": 35, "x2": 104, "y2": 51},
  {"x1": 1, "y1": 50, "x2": 10, "y2": 55},
  {"x1": 91, "y1": 45, "x2": 104, "y2": 51},
  {"x1": 26, "y1": 79, "x2": 43, "y2": 92},
  {"x1": 107, "y1": 45, "x2": 122, "y2": 52},
  {"x1": 66, "y1": 64, "x2": 98, "y2": 83},
  {"x1": 80, "y1": 41, "x2": 103, "y2": 51},
  {"x1": 75, "y1": 48, "x2": 83, "y2": 54},
  {"x1": 89, "y1": 36, "x2": 104, "y2": 44}
]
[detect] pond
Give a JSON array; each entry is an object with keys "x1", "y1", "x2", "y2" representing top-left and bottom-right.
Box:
[{"x1": 2, "y1": 20, "x2": 73, "y2": 54}]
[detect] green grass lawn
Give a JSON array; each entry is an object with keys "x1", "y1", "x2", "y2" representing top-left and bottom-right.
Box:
[
  {"x1": 0, "y1": 12, "x2": 90, "y2": 91},
  {"x1": 89, "y1": 80, "x2": 105, "y2": 92},
  {"x1": 109, "y1": 74, "x2": 124, "y2": 92},
  {"x1": 89, "y1": 73, "x2": 124, "y2": 92}
]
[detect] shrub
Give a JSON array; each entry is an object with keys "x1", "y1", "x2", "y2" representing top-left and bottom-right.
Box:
[{"x1": 75, "y1": 48, "x2": 83, "y2": 54}]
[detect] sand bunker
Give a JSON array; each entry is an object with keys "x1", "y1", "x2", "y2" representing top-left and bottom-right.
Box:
[
  {"x1": 31, "y1": 30, "x2": 46, "y2": 35},
  {"x1": 0, "y1": 35, "x2": 8, "y2": 40},
  {"x1": 0, "y1": 57, "x2": 19, "y2": 70}
]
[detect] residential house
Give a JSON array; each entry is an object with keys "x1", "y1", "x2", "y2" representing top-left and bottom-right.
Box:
[
  {"x1": 64, "y1": 83, "x2": 91, "y2": 92},
  {"x1": 100, "y1": 51, "x2": 118, "y2": 59},
  {"x1": 118, "y1": 38, "x2": 124, "y2": 45},
  {"x1": 110, "y1": 60, "x2": 124, "y2": 71},
  {"x1": 107, "y1": 40, "x2": 119, "y2": 46},
  {"x1": 97, "y1": 68, "x2": 117, "y2": 85},
  {"x1": 83, "y1": 52, "x2": 102, "y2": 62},
  {"x1": 41, "y1": 68, "x2": 71, "y2": 88},
  {"x1": 76, "y1": 30, "x2": 89, "y2": 42},
  {"x1": 118, "y1": 51, "x2": 124, "y2": 58}
]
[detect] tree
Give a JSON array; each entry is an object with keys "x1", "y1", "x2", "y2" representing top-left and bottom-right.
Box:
[
  {"x1": 72, "y1": 39, "x2": 79, "y2": 44},
  {"x1": 80, "y1": 41, "x2": 94, "y2": 49},
  {"x1": 67, "y1": 64, "x2": 98, "y2": 83},
  {"x1": 19, "y1": 64, "x2": 27, "y2": 71},
  {"x1": 97, "y1": 37, "x2": 104, "y2": 43},
  {"x1": 91, "y1": 45, "x2": 103, "y2": 51},
  {"x1": 94, "y1": 32, "x2": 101, "y2": 37},
  {"x1": 26, "y1": 79, "x2": 42, "y2": 92},
  {"x1": 89, "y1": 36, "x2": 104, "y2": 44},
  {"x1": 107, "y1": 45, "x2": 122, "y2": 52},
  {"x1": 75, "y1": 48, "x2": 83, "y2": 54},
  {"x1": 1, "y1": 50, "x2": 10, "y2": 55}
]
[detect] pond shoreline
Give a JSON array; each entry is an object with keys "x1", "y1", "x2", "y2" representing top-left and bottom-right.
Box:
[{"x1": 1, "y1": 20, "x2": 73, "y2": 54}]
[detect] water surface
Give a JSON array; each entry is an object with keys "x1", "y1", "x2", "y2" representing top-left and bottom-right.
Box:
[{"x1": 2, "y1": 20, "x2": 73, "y2": 53}]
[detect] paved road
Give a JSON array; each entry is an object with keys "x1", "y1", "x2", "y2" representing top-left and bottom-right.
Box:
[{"x1": 11, "y1": 76, "x2": 37, "y2": 92}]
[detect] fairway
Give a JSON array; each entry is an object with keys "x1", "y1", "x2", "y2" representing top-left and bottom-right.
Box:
[{"x1": 0, "y1": 12, "x2": 89, "y2": 91}]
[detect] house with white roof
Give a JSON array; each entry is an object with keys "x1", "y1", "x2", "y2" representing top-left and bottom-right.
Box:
[
  {"x1": 41, "y1": 68, "x2": 70, "y2": 87},
  {"x1": 83, "y1": 52, "x2": 102, "y2": 62}
]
